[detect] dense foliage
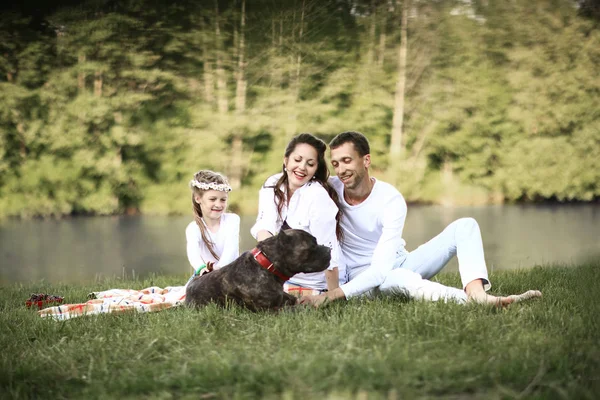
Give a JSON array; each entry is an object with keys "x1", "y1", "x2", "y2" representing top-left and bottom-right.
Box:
[{"x1": 0, "y1": 0, "x2": 598, "y2": 217}]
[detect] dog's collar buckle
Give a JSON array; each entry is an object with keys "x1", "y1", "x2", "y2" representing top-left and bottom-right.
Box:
[{"x1": 251, "y1": 248, "x2": 291, "y2": 281}]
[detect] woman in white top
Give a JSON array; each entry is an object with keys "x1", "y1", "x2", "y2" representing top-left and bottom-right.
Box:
[
  {"x1": 186, "y1": 170, "x2": 240, "y2": 281},
  {"x1": 251, "y1": 133, "x2": 345, "y2": 294}
]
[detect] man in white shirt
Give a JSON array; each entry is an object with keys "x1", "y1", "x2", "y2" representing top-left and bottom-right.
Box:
[{"x1": 301, "y1": 131, "x2": 542, "y2": 307}]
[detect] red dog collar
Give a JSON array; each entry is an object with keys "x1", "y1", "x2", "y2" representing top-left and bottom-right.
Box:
[{"x1": 250, "y1": 248, "x2": 291, "y2": 281}]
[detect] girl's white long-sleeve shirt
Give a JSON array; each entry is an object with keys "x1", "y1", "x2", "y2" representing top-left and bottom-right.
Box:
[
  {"x1": 185, "y1": 213, "x2": 240, "y2": 271},
  {"x1": 250, "y1": 173, "x2": 344, "y2": 290},
  {"x1": 330, "y1": 176, "x2": 408, "y2": 298}
]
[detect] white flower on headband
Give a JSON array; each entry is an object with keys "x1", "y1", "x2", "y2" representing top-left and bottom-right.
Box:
[{"x1": 189, "y1": 180, "x2": 232, "y2": 192}]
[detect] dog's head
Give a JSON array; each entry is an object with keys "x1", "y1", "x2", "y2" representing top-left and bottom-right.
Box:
[{"x1": 258, "y1": 229, "x2": 331, "y2": 277}]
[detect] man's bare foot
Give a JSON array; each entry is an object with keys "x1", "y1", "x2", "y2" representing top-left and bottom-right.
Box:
[
  {"x1": 468, "y1": 290, "x2": 542, "y2": 307},
  {"x1": 507, "y1": 290, "x2": 543, "y2": 304}
]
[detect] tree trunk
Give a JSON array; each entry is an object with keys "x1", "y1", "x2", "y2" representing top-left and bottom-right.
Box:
[
  {"x1": 279, "y1": 16, "x2": 283, "y2": 47},
  {"x1": 269, "y1": 15, "x2": 284, "y2": 87},
  {"x1": 441, "y1": 158, "x2": 454, "y2": 207},
  {"x1": 389, "y1": 0, "x2": 408, "y2": 162},
  {"x1": 410, "y1": 120, "x2": 437, "y2": 163},
  {"x1": 114, "y1": 111, "x2": 124, "y2": 168},
  {"x1": 17, "y1": 122, "x2": 26, "y2": 158},
  {"x1": 287, "y1": 0, "x2": 305, "y2": 137},
  {"x1": 78, "y1": 53, "x2": 86, "y2": 92},
  {"x1": 294, "y1": 0, "x2": 305, "y2": 94},
  {"x1": 235, "y1": 0, "x2": 246, "y2": 115},
  {"x1": 94, "y1": 71, "x2": 102, "y2": 97},
  {"x1": 10, "y1": 109, "x2": 26, "y2": 157},
  {"x1": 232, "y1": 0, "x2": 239, "y2": 62},
  {"x1": 367, "y1": 0, "x2": 377, "y2": 65},
  {"x1": 230, "y1": 0, "x2": 247, "y2": 190},
  {"x1": 215, "y1": 2, "x2": 228, "y2": 114},
  {"x1": 377, "y1": 5, "x2": 387, "y2": 67},
  {"x1": 200, "y1": 18, "x2": 215, "y2": 105}
]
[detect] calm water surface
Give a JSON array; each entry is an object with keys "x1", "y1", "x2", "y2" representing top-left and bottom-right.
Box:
[{"x1": 1, "y1": 205, "x2": 599, "y2": 284}]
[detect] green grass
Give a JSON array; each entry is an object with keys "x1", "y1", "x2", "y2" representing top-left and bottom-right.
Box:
[{"x1": 1, "y1": 264, "x2": 599, "y2": 399}]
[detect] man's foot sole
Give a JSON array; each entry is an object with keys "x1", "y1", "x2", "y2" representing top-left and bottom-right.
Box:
[{"x1": 468, "y1": 290, "x2": 542, "y2": 307}]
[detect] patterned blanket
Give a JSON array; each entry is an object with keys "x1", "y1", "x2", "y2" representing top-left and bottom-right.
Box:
[
  {"x1": 283, "y1": 282, "x2": 324, "y2": 297},
  {"x1": 38, "y1": 286, "x2": 187, "y2": 321},
  {"x1": 38, "y1": 281, "x2": 325, "y2": 320}
]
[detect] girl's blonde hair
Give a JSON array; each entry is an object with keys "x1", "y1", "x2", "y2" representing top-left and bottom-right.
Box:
[{"x1": 190, "y1": 170, "x2": 231, "y2": 260}]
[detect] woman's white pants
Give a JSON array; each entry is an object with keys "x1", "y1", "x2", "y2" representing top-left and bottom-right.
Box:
[{"x1": 378, "y1": 218, "x2": 491, "y2": 304}]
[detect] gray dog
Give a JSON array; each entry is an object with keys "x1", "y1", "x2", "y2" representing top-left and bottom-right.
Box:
[{"x1": 185, "y1": 229, "x2": 331, "y2": 311}]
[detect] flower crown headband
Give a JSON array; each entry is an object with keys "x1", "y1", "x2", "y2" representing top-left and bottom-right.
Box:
[{"x1": 189, "y1": 180, "x2": 232, "y2": 192}]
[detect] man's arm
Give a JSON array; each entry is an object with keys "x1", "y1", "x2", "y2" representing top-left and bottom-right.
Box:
[
  {"x1": 340, "y1": 195, "x2": 406, "y2": 298},
  {"x1": 301, "y1": 192, "x2": 407, "y2": 306}
]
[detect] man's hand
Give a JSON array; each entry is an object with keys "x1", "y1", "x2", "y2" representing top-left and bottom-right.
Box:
[
  {"x1": 299, "y1": 287, "x2": 347, "y2": 308},
  {"x1": 299, "y1": 294, "x2": 329, "y2": 308}
]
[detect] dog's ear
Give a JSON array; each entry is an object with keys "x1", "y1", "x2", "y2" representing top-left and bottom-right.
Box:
[{"x1": 277, "y1": 229, "x2": 291, "y2": 246}]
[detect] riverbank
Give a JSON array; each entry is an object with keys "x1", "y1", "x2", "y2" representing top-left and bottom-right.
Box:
[
  {"x1": 1, "y1": 263, "x2": 599, "y2": 399},
  {"x1": 2, "y1": 181, "x2": 599, "y2": 221},
  {"x1": 3, "y1": 206, "x2": 600, "y2": 286}
]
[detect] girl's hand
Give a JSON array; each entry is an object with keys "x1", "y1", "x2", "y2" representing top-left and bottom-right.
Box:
[{"x1": 198, "y1": 262, "x2": 215, "y2": 276}]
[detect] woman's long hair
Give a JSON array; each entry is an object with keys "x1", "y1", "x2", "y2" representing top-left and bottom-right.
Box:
[
  {"x1": 267, "y1": 133, "x2": 344, "y2": 241},
  {"x1": 190, "y1": 170, "x2": 230, "y2": 260}
]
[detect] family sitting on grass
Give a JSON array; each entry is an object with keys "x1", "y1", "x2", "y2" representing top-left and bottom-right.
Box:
[{"x1": 39, "y1": 131, "x2": 541, "y2": 319}]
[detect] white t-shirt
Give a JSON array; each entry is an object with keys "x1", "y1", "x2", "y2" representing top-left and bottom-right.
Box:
[
  {"x1": 251, "y1": 173, "x2": 344, "y2": 290},
  {"x1": 330, "y1": 176, "x2": 408, "y2": 298},
  {"x1": 185, "y1": 213, "x2": 240, "y2": 271}
]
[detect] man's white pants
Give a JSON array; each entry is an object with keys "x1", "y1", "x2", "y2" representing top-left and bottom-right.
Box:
[{"x1": 378, "y1": 218, "x2": 491, "y2": 304}]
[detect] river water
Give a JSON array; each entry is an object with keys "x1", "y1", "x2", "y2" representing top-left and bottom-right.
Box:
[{"x1": 0, "y1": 205, "x2": 598, "y2": 284}]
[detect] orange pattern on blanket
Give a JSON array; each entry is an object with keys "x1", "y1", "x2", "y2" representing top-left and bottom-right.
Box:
[
  {"x1": 38, "y1": 286, "x2": 187, "y2": 320},
  {"x1": 283, "y1": 282, "x2": 323, "y2": 297}
]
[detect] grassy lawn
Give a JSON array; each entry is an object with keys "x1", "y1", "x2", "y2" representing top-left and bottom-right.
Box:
[{"x1": 1, "y1": 264, "x2": 599, "y2": 399}]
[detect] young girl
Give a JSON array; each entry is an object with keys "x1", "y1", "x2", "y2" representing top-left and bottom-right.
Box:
[
  {"x1": 251, "y1": 133, "x2": 345, "y2": 296},
  {"x1": 39, "y1": 170, "x2": 240, "y2": 320},
  {"x1": 186, "y1": 170, "x2": 240, "y2": 281}
]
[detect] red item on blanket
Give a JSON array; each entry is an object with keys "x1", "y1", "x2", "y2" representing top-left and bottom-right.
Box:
[{"x1": 26, "y1": 294, "x2": 64, "y2": 310}]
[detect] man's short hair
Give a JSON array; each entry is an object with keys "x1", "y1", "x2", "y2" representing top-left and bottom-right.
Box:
[{"x1": 329, "y1": 131, "x2": 370, "y2": 157}]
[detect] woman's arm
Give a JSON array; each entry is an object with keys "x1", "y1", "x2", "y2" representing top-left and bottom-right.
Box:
[
  {"x1": 215, "y1": 214, "x2": 240, "y2": 268},
  {"x1": 307, "y1": 185, "x2": 343, "y2": 276},
  {"x1": 256, "y1": 230, "x2": 274, "y2": 242},
  {"x1": 250, "y1": 177, "x2": 281, "y2": 240},
  {"x1": 325, "y1": 268, "x2": 339, "y2": 291}
]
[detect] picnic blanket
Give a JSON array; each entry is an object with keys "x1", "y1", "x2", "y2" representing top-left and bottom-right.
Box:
[
  {"x1": 38, "y1": 286, "x2": 187, "y2": 321},
  {"x1": 283, "y1": 282, "x2": 323, "y2": 297},
  {"x1": 38, "y1": 281, "x2": 324, "y2": 320}
]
